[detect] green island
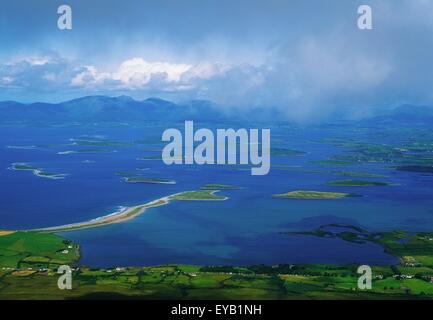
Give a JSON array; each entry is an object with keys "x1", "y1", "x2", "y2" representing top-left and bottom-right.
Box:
[
  {"x1": 116, "y1": 172, "x2": 176, "y2": 184},
  {"x1": 9, "y1": 163, "x2": 67, "y2": 180},
  {"x1": 1, "y1": 229, "x2": 433, "y2": 299},
  {"x1": 58, "y1": 149, "x2": 111, "y2": 155},
  {"x1": 273, "y1": 190, "x2": 353, "y2": 200},
  {"x1": 271, "y1": 148, "x2": 306, "y2": 157},
  {"x1": 396, "y1": 165, "x2": 433, "y2": 174},
  {"x1": 338, "y1": 171, "x2": 387, "y2": 178},
  {"x1": 170, "y1": 190, "x2": 227, "y2": 201},
  {"x1": 270, "y1": 167, "x2": 387, "y2": 178},
  {"x1": 200, "y1": 184, "x2": 240, "y2": 190},
  {"x1": 10, "y1": 163, "x2": 36, "y2": 170},
  {"x1": 327, "y1": 180, "x2": 391, "y2": 187},
  {"x1": 125, "y1": 177, "x2": 176, "y2": 184},
  {"x1": 70, "y1": 138, "x2": 131, "y2": 147},
  {"x1": 311, "y1": 159, "x2": 355, "y2": 166}
]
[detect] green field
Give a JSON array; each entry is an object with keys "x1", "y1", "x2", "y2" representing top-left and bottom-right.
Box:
[
  {"x1": 1, "y1": 230, "x2": 433, "y2": 300},
  {"x1": 0, "y1": 232, "x2": 79, "y2": 269}
]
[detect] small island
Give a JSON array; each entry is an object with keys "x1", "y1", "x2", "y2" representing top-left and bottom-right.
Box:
[
  {"x1": 125, "y1": 177, "x2": 176, "y2": 184},
  {"x1": 116, "y1": 172, "x2": 176, "y2": 184},
  {"x1": 273, "y1": 190, "x2": 353, "y2": 199},
  {"x1": 57, "y1": 149, "x2": 111, "y2": 155},
  {"x1": 9, "y1": 163, "x2": 67, "y2": 180},
  {"x1": 200, "y1": 184, "x2": 240, "y2": 190},
  {"x1": 396, "y1": 165, "x2": 433, "y2": 174},
  {"x1": 170, "y1": 190, "x2": 227, "y2": 201},
  {"x1": 271, "y1": 148, "x2": 306, "y2": 157},
  {"x1": 10, "y1": 163, "x2": 36, "y2": 171},
  {"x1": 327, "y1": 179, "x2": 391, "y2": 187}
]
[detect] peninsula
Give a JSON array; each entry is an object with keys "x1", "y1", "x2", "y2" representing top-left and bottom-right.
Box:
[{"x1": 30, "y1": 190, "x2": 227, "y2": 233}]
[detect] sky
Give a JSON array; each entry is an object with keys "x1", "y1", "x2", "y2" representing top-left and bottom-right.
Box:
[{"x1": 1, "y1": 0, "x2": 433, "y2": 121}]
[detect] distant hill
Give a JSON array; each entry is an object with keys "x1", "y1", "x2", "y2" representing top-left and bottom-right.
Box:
[
  {"x1": 0, "y1": 96, "x2": 227, "y2": 123},
  {"x1": 365, "y1": 104, "x2": 433, "y2": 125},
  {"x1": 1, "y1": 96, "x2": 432, "y2": 124}
]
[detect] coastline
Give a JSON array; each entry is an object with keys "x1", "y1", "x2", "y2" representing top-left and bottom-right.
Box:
[
  {"x1": 29, "y1": 190, "x2": 226, "y2": 233},
  {"x1": 30, "y1": 194, "x2": 175, "y2": 233}
]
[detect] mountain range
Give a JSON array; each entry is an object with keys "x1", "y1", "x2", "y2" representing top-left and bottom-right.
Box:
[{"x1": 0, "y1": 95, "x2": 432, "y2": 124}]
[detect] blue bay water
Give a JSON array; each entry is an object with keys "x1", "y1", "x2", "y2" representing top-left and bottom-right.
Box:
[{"x1": 1, "y1": 123, "x2": 433, "y2": 267}]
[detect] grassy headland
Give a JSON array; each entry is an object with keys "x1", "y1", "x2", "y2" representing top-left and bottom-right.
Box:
[
  {"x1": 0, "y1": 231, "x2": 79, "y2": 269},
  {"x1": 1, "y1": 230, "x2": 433, "y2": 299}
]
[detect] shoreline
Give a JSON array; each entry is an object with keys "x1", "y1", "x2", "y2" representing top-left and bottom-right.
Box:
[
  {"x1": 28, "y1": 190, "x2": 226, "y2": 233},
  {"x1": 29, "y1": 194, "x2": 177, "y2": 233}
]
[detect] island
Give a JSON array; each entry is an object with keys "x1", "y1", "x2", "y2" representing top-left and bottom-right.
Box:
[
  {"x1": 124, "y1": 177, "x2": 176, "y2": 184},
  {"x1": 9, "y1": 163, "x2": 67, "y2": 179},
  {"x1": 273, "y1": 190, "x2": 353, "y2": 199},
  {"x1": 200, "y1": 184, "x2": 240, "y2": 190},
  {"x1": 57, "y1": 149, "x2": 111, "y2": 154},
  {"x1": 116, "y1": 172, "x2": 176, "y2": 184},
  {"x1": 326, "y1": 180, "x2": 391, "y2": 187},
  {"x1": 396, "y1": 165, "x2": 433, "y2": 174},
  {"x1": 170, "y1": 190, "x2": 227, "y2": 201},
  {"x1": 271, "y1": 148, "x2": 306, "y2": 157},
  {"x1": 339, "y1": 171, "x2": 387, "y2": 178}
]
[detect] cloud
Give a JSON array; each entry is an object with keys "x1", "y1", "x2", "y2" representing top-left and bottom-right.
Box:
[
  {"x1": 70, "y1": 66, "x2": 111, "y2": 87},
  {"x1": 0, "y1": 45, "x2": 393, "y2": 121},
  {"x1": 0, "y1": 55, "x2": 77, "y2": 92},
  {"x1": 69, "y1": 57, "x2": 232, "y2": 93},
  {"x1": 115, "y1": 58, "x2": 191, "y2": 85},
  {"x1": 2, "y1": 0, "x2": 433, "y2": 120}
]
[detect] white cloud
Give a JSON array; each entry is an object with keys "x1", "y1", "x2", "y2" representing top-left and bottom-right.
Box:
[
  {"x1": 9, "y1": 56, "x2": 52, "y2": 66},
  {"x1": 1, "y1": 76, "x2": 14, "y2": 84},
  {"x1": 69, "y1": 58, "x2": 233, "y2": 92},
  {"x1": 113, "y1": 58, "x2": 191, "y2": 86},
  {"x1": 71, "y1": 66, "x2": 111, "y2": 87}
]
